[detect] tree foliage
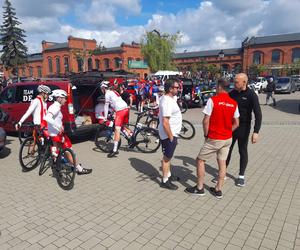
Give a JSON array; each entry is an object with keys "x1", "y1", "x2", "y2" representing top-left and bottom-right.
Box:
[
  {"x1": 141, "y1": 30, "x2": 180, "y2": 72},
  {"x1": 0, "y1": 0, "x2": 27, "y2": 76}
]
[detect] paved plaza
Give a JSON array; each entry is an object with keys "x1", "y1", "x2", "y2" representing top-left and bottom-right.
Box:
[{"x1": 0, "y1": 92, "x2": 299, "y2": 250}]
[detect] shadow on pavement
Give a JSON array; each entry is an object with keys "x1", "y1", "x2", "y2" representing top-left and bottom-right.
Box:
[
  {"x1": 270, "y1": 98, "x2": 300, "y2": 115},
  {"x1": 0, "y1": 147, "x2": 11, "y2": 159}
]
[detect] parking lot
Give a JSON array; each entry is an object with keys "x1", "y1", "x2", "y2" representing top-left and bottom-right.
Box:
[{"x1": 0, "y1": 92, "x2": 299, "y2": 250}]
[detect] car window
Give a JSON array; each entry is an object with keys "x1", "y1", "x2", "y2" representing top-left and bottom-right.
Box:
[{"x1": 0, "y1": 87, "x2": 16, "y2": 104}]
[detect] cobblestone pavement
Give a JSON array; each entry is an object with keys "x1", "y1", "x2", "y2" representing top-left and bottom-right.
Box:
[{"x1": 0, "y1": 92, "x2": 299, "y2": 250}]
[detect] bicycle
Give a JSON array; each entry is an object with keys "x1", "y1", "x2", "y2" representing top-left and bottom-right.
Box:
[
  {"x1": 95, "y1": 112, "x2": 161, "y2": 153},
  {"x1": 177, "y1": 97, "x2": 188, "y2": 113},
  {"x1": 17, "y1": 122, "x2": 35, "y2": 144},
  {"x1": 18, "y1": 125, "x2": 76, "y2": 190}
]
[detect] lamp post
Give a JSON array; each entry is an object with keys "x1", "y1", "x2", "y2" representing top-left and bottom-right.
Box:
[{"x1": 218, "y1": 50, "x2": 224, "y2": 77}]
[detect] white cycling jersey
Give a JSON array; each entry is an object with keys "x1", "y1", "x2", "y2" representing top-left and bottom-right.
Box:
[
  {"x1": 44, "y1": 101, "x2": 63, "y2": 136},
  {"x1": 104, "y1": 90, "x2": 127, "y2": 118},
  {"x1": 19, "y1": 96, "x2": 47, "y2": 125}
]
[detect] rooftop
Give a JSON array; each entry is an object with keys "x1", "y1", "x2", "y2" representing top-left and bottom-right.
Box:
[
  {"x1": 173, "y1": 48, "x2": 242, "y2": 59},
  {"x1": 246, "y1": 32, "x2": 300, "y2": 46},
  {"x1": 44, "y1": 42, "x2": 68, "y2": 51}
]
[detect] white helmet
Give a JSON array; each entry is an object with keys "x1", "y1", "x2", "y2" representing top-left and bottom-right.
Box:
[
  {"x1": 158, "y1": 86, "x2": 164, "y2": 92},
  {"x1": 37, "y1": 85, "x2": 51, "y2": 94},
  {"x1": 100, "y1": 81, "x2": 109, "y2": 89},
  {"x1": 51, "y1": 89, "x2": 68, "y2": 98}
]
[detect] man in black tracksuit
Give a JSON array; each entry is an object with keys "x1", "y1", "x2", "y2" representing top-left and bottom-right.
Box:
[
  {"x1": 265, "y1": 77, "x2": 276, "y2": 106},
  {"x1": 226, "y1": 73, "x2": 262, "y2": 187}
]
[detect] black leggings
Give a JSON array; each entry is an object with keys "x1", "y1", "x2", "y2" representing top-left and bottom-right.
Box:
[{"x1": 226, "y1": 124, "x2": 251, "y2": 176}]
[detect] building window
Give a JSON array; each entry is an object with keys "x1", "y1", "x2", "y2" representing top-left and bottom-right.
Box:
[
  {"x1": 64, "y1": 57, "x2": 69, "y2": 73},
  {"x1": 104, "y1": 58, "x2": 110, "y2": 69},
  {"x1": 56, "y1": 57, "x2": 60, "y2": 74},
  {"x1": 48, "y1": 58, "x2": 53, "y2": 74},
  {"x1": 253, "y1": 51, "x2": 263, "y2": 65},
  {"x1": 22, "y1": 68, "x2": 26, "y2": 76},
  {"x1": 271, "y1": 50, "x2": 281, "y2": 64},
  {"x1": 77, "y1": 58, "x2": 83, "y2": 72},
  {"x1": 292, "y1": 48, "x2": 300, "y2": 63},
  {"x1": 95, "y1": 59, "x2": 100, "y2": 70},
  {"x1": 114, "y1": 57, "x2": 121, "y2": 68},
  {"x1": 88, "y1": 58, "x2": 93, "y2": 71},
  {"x1": 37, "y1": 67, "x2": 42, "y2": 78},
  {"x1": 29, "y1": 67, "x2": 33, "y2": 77},
  {"x1": 136, "y1": 58, "x2": 141, "y2": 61}
]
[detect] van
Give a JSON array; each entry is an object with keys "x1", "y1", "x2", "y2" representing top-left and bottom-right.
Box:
[
  {"x1": 153, "y1": 70, "x2": 182, "y2": 83},
  {"x1": 0, "y1": 80, "x2": 101, "y2": 135}
]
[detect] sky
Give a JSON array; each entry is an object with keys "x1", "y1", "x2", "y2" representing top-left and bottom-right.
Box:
[{"x1": 1, "y1": 0, "x2": 300, "y2": 53}]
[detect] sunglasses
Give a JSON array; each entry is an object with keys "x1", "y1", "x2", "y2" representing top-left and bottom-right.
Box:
[{"x1": 172, "y1": 86, "x2": 180, "y2": 89}]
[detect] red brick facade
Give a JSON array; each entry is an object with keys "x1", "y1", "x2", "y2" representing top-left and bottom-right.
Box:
[{"x1": 1, "y1": 36, "x2": 149, "y2": 79}]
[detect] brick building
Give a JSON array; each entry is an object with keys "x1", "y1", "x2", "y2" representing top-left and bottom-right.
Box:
[
  {"x1": 1, "y1": 36, "x2": 149, "y2": 79},
  {"x1": 172, "y1": 32, "x2": 300, "y2": 77}
]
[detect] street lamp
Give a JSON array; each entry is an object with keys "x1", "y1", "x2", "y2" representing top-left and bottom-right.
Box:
[{"x1": 218, "y1": 50, "x2": 225, "y2": 77}]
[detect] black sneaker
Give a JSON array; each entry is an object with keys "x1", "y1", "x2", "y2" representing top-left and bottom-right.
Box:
[
  {"x1": 77, "y1": 168, "x2": 92, "y2": 175},
  {"x1": 184, "y1": 186, "x2": 205, "y2": 196},
  {"x1": 160, "y1": 179, "x2": 178, "y2": 190},
  {"x1": 169, "y1": 175, "x2": 180, "y2": 182},
  {"x1": 236, "y1": 178, "x2": 245, "y2": 187},
  {"x1": 209, "y1": 187, "x2": 223, "y2": 199},
  {"x1": 107, "y1": 151, "x2": 119, "y2": 158}
]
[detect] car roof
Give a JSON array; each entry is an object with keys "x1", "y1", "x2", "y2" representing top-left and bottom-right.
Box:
[{"x1": 11, "y1": 81, "x2": 70, "y2": 87}]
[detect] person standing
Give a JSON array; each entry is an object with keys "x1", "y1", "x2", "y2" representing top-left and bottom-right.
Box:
[
  {"x1": 226, "y1": 73, "x2": 262, "y2": 187},
  {"x1": 185, "y1": 79, "x2": 239, "y2": 198},
  {"x1": 158, "y1": 78, "x2": 182, "y2": 190},
  {"x1": 265, "y1": 77, "x2": 276, "y2": 106}
]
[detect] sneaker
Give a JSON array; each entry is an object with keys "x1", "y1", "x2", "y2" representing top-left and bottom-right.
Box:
[
  {"x1": 209, "y1": 187, "x2": 223, "y2": 199},
  {"x1": 160, "y1": 179, "x2": 178, "y2": 190},
  {"x1": 169, "y1": 175, "x2": 180, "y2": 182},
  {"x1": 212, "y1": 176, "x2": 227, "y2": 183},
  {"x1": 77, "y1": 168, "x2": 92, "y2": 175},
  {"x1": 184, "y1": 186, "x2": 205, "y2": 196},
  {"x1": 107, "y1": 151, "x2": 119, "y2": 158},
  {"x1": 236, "y1": 178, "x2": 245, "y2": 187}
]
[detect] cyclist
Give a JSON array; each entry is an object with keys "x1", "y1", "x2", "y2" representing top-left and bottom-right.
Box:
[
  {"x1": 15, "y1": 84, "x2": 51, "y2": 131},
  {"x1": 44, "y1": 89, "x2": 92, "y2": 175},
  {"x1": 100, "y1": 81, "x2": 130, "y2": 158}
]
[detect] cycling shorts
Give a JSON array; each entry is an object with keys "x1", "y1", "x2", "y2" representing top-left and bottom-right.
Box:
[
  {"x1": 115, "y1": 108, "x2": 129, "y2": 127},
  {"x1": 51, "y1": 134, "x2": 72, "y2": 149}
]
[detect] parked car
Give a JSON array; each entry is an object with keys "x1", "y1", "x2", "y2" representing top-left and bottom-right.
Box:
[
  {"x1": 291, "y1": 75, "x2": 300, "y2": 90},
  {"x1": 253, "y1": 77, "x2": 268, "y2": 93},
  {"x1": 275, "y1": 77, "x2": 296, "y2": 94},
  {"x1": 0, "y1": 79, "x2": 101, "y2": 135}
]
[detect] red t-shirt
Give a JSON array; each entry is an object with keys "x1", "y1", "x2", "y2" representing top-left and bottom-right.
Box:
[{"x1": 203, "y1": 93, "x2": 239, "y2": 140}]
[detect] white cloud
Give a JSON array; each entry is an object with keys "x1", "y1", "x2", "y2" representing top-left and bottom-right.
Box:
[{"x1": 2, "y1": 0, "x2": 300, "y2": 54}]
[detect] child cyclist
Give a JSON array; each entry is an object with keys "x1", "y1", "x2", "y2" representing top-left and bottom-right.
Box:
[{"x1": 44, "y1": 89, "x2": 92, "y2": 175}]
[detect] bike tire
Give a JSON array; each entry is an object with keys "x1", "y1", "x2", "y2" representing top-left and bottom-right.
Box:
[
  {"x1": 178, "y1": 120, "x2": 196, "y2": 140},
  {"x1": 56, "y1": 148, "x2": 76, "y2": 190},
  {"x1": 19, "y1": 137, "x2": 41, "y2": 172},
  {"x1": 39, "y1": 144, "x2": 51, "y2": 176},
  {"x1": 134, "y1": 127, "x2": 161, "y2": 153},
  {"x1": 178, "y1": 99, "x2": 188, "y2": 113},
  {"x1": 94, "y1": 127, "x2": 121, "y2": 153}
]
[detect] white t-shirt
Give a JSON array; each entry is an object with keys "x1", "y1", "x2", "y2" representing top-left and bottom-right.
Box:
[
  {"x1": 104, "y1": 90, "x2": 128, "y2": 119},
  {"x1": 19, "y1": 97, "x2": 47, "y2": 125},
  {"x1": 203, "y1": 98, "x2": 240, "y2": 118},
  {"x1": 44, "y1": 101, "x2": 63, "y2": 136},
  {"x1": 158, "y1": 95, "x2": 182, "y2": 140}
]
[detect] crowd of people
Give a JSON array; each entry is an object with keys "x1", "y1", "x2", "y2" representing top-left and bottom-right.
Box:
[{"x1": 12, "y1": 72, "x2": 262, "y2": 198}]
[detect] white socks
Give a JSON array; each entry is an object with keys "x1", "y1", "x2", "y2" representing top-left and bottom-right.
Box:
[
  {"x1": 113, "y1": 141, "x2": 118, "y2": 152},
  {"x1": 76, "y1": 164, "x2": 83, "y2": 172},
  {"x1": 239, "y1": 175, "x2": 245, "y2": 179},
  {"x1": 163, "y1": 172, "x2": 172, "y2": 183}
]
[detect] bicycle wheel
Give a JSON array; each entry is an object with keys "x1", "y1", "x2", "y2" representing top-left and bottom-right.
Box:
[
  {"x1": 19, "y1": 137, "x2": 41, "y2": 172},
  {"x1": 56, "y1": 148, "x2": 76, "y2": 190},
  {"x1": 179, "y1": 120, "x2": 195, "y2": 139},
  {"x1": 39, "y1": 144, "x2": 51, "y2": 176},
  {"x1": 177, "y1": 99, "x2": 188, "y2": 113},
  {"x1": 148, "y1": 117, "x2": 159, "y2": 129},
  {"x1": 94, "y1": 127, "x2": 121, "y2": 153},
  {"x1": 134, "y1": 127, "x2": 161, "y2": 153}
]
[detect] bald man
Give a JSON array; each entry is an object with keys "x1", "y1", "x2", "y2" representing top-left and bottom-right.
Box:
[{"x1": 225, "y1": 73, "x2": 262, "y2": 187}]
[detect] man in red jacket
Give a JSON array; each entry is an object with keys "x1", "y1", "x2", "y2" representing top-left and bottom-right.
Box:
[{"x1": 185, "y1": 78, "x2": 240, "y2": 198}]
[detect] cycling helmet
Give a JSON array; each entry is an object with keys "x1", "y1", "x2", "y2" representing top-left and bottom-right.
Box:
[
  {"x1": 97, "y1": 95, "x2": 105, "y2": 102},
  {"x1": 100, "y1": 81, "x2": 109, "y2": 89},
  {"x1": 158, "y1": 86, "x2": 165, "y2": 92},
  {"x1": 268, "y1": 77, "x2": 274, "y2": 83},
  {"x1": 37, "y1": 85, "x2": 51, "y2": 94},
  {"x1": 51, "y1": 89, "x2": 68, "y2": 98}
]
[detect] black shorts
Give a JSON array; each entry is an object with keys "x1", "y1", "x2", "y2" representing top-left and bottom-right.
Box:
[{"x1": 161, "y1": 137, "x2": 178, "y2": 159}]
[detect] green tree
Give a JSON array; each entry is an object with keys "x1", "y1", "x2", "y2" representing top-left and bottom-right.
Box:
[
  {"x1": 0, "y1": 0, "x2": 27, "y2": 77},
  {"x1": 206, "y1": 64, "x2": 219, "y2": 79},
  {"x1": 141, "y1": 30, "x2": 180, "y2": 72}
]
